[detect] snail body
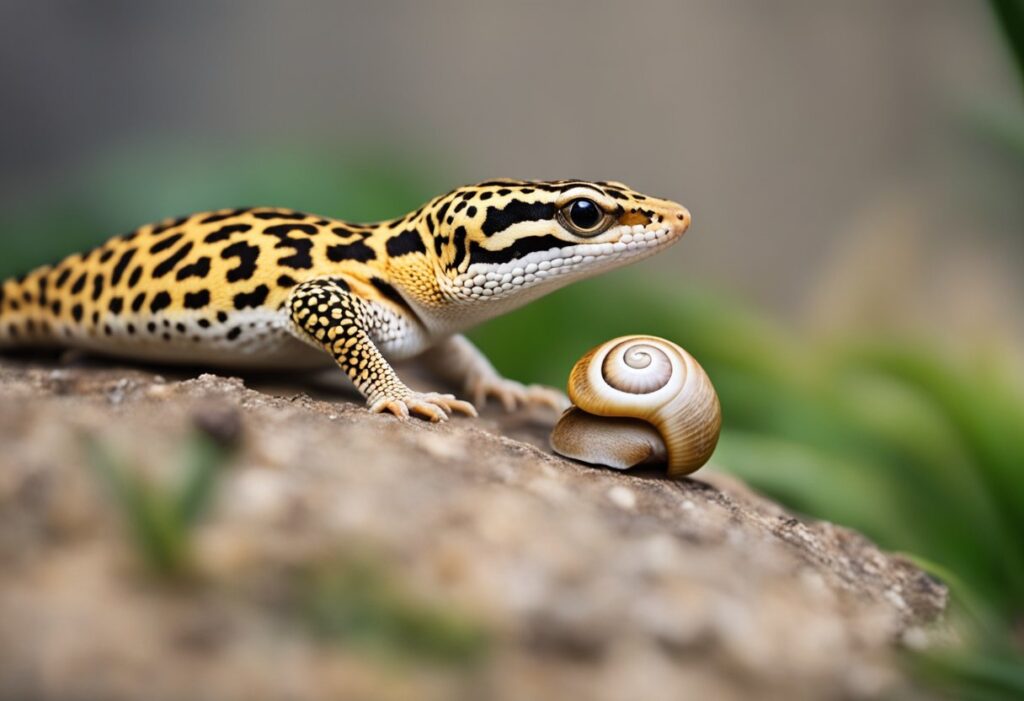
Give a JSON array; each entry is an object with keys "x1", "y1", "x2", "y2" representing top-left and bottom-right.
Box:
[{"x1": 550, "y1": 335, "x2": 721, "y2": 477}]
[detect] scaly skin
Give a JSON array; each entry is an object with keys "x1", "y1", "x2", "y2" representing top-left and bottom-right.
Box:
[{"x1": 0, "y1": 179, "x2": 691, "y2": 420}]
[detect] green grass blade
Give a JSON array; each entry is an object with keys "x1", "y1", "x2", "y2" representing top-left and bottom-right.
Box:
[
  {"x1": 302, "y1": 562, "x2": 489, "y2": 667},
  {"x1": 176, "y1": 432, "x2": 232, "y2": 527},
  {"x1": 990, "y1": 0, "x2": 1024, "y2": 97},
  {"x1": 85, "y1": 439, "x2": 189, "y2": 575}
]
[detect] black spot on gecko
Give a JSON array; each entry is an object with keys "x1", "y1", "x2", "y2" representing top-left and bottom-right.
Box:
[
  {"x1": 327, "y1": 240, "x2": 376, "y2": 262},
  {"x1": 277, "y1": 274, "x2": 297, "y2": 288},
  {"x1": 232, "y1": 284, "x2": 269, "y2": 310},
  {"x1": 184, "y1": 290, "x2": 211, "y2": 309},
  {"x1": 54, "y1": 268, "x2": 71, "y2": 289},
  {"x1": 226, "y1": 326, "x2": 243, "y2": 341},
  {"x1": 469, "y1": 234, "x2": 574, "y2": 265},
  {"x1": 451, "y1": 226, "x2": 468, "y2": 269},
  {"x1": 221, "y1": 241, "x2": 261, "y2": 282},
  {"x1": 278, "y1": 239, "x2": 313, "y2": 269},
  {"x1": 176, "y1": 256, "x2": 211, "y2": 281},
  {"x1": 385, "y1": 229, "x2": 426, "y2": 257},
  {"x1": 71, "y1": 304, "x2": 83, "y2": 322},
  {"x1": 150, "y1": 232, "x2": 184, "y2": 253},
  {"x1": 331, "y1": 225, "x2": 365, "y2": 239},
  {"x1": 70, "y1": 272, "x2": 87, "y2": 296},
  {"x1": 435, "y1": 201, "x2": 451, "y2": 226},
  {"x1": 111, "y1": 248, "x2": 137, "y2": 286},
  {"x1": 152, "y1": 242, "x2": 194, "y2": 278},
  {"x1": 263, "y1": 223, "x2": 317, "y2": 269},
  {"x1": 91, "y1": 274, "x2": 105, "y2": 301},
  {"x1": 253, "y1": 210, "x2": 309, "y2": 221},
  {"x1": 131, "y1": 293, "x2": 147, "y2": 313},
  {"x1": 108, "y1": 296, "x2": 123, "y2": 315},
  {"x1": 481, "y1": 200, "x2": 556, "y2": 237},
  {"x1": 149, "y1": 291, "x2": 172, "y2": 313},
  {"x1": 204, "y1": 223, "x2": 251, "y2": 244},
  {"x1": 127, "y1": 266, "x2": 143, "y2": 288}
]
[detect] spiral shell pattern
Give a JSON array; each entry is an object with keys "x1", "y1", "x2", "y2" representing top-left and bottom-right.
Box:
[
  {"x1": 559, "y1": 335, "x2": 721, "y2": 477},
  {"x1": 601, "y1": 340, "x2": 673, "y2": 394}
]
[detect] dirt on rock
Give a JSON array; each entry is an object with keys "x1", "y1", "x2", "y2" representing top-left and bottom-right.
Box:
[{"x1": 0, "y1": 358, "x2": 947, "y2": 701}]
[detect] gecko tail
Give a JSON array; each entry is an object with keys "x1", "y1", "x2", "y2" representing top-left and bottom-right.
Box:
[
  {"x1": 0, "y1": 268, "x2": 55, "y2": 349},
  {"x1": 0, "y1": 275, "x2": 24, "y2": 349}
]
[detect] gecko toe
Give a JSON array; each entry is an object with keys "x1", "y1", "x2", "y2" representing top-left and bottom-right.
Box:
[
  {"x1": 370, "y1": 392, "x2": 476, "y2": 422},
  {"x1": 468, "y1": 377, "x2": 567, "y2": 413},
  {"x1": 524, "y1": 384, "x2": 571, "y2": 412},
  {"x1": 420, "y1": 392, "x2": 478, "y2": 418},
  {"x1": 369, "y1": 398, "x2": 411, "y2": 419},
  {"x1": 408, "y1": 400, "x2": 449, "y2": 422}
]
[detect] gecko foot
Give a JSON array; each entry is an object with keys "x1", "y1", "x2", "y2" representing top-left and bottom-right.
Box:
[
  {"x1": 468, "y1": 376, "x2": 570, "y2": 413},
  {"x1": 369, "y1": 392, "x2": 479, "y2": 422}
]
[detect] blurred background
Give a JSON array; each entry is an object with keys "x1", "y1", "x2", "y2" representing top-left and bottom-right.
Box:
[{"x1": 1, "y1": 1, "x2": 1023, "y2": 698}]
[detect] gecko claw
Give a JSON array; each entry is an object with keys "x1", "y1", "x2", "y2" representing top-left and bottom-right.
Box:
[
  {"x1": 369, "y1": 392, "x2": 478, "y2": 422},
  {"x1": 468, "y1": 377, "x2": 570, "y2": 413}
]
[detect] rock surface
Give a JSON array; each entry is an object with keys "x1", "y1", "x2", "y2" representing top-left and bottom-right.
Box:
[{"x1": 0, "y1": 358, "x2": 946, "y2": 701}]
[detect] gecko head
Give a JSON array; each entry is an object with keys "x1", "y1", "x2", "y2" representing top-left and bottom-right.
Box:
[{"x1": 429, "y1": 179, "x2": 691, "y2": 306}]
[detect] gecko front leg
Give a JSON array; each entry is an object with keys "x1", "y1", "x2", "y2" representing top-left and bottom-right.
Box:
[
  {"x1": 287, "y1": 277, "x2": 476, "y2": 422},
  {"x1": 421, "y1": 334, "x2": 569, "y2": 412}
]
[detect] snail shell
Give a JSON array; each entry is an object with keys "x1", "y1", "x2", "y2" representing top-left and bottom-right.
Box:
[{"x1": 550, "y1": 335, "x2": 721, "y2": 477}]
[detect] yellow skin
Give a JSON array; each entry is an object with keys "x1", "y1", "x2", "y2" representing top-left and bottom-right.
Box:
[{"x1": 0, "y1": 179, "x2": 691, "y2": 421}]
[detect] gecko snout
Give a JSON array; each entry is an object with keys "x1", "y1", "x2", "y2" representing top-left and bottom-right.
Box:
[{"x1": 674, "y1": 206, "x2": 692, "y2": 233}]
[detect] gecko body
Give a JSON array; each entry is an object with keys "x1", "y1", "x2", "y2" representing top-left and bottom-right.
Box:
[{"x1": 0, "y1": 179, "x2": 691, "y2": 420}]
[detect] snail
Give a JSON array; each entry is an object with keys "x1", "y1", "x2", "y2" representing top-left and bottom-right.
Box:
[{"x1": 550, "y1": 335, "x2": 721, "y2": 477}]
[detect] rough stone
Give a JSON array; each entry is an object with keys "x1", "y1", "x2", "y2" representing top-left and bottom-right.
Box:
[{"x1": 0, "y1": 357, "x2": 947, "y2": 701}]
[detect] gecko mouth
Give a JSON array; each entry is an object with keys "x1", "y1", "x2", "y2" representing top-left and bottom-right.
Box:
[{"x1": 452, "y1": 225, "x2": 679, "y2": 302}]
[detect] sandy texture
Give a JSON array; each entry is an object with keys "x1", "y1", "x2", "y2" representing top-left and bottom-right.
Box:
[{"x1": 0, "y1": 358, "x2": 946, "y2": 701}]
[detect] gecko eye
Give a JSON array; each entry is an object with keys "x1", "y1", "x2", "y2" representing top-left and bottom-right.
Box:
[{"x1": 560, "y1": 198, "x2": 609, "y2": 236}]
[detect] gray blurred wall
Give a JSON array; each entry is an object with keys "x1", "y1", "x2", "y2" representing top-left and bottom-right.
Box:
[{"x1": 0, "y1": 1, "x2": 1020, "y2": 319}]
